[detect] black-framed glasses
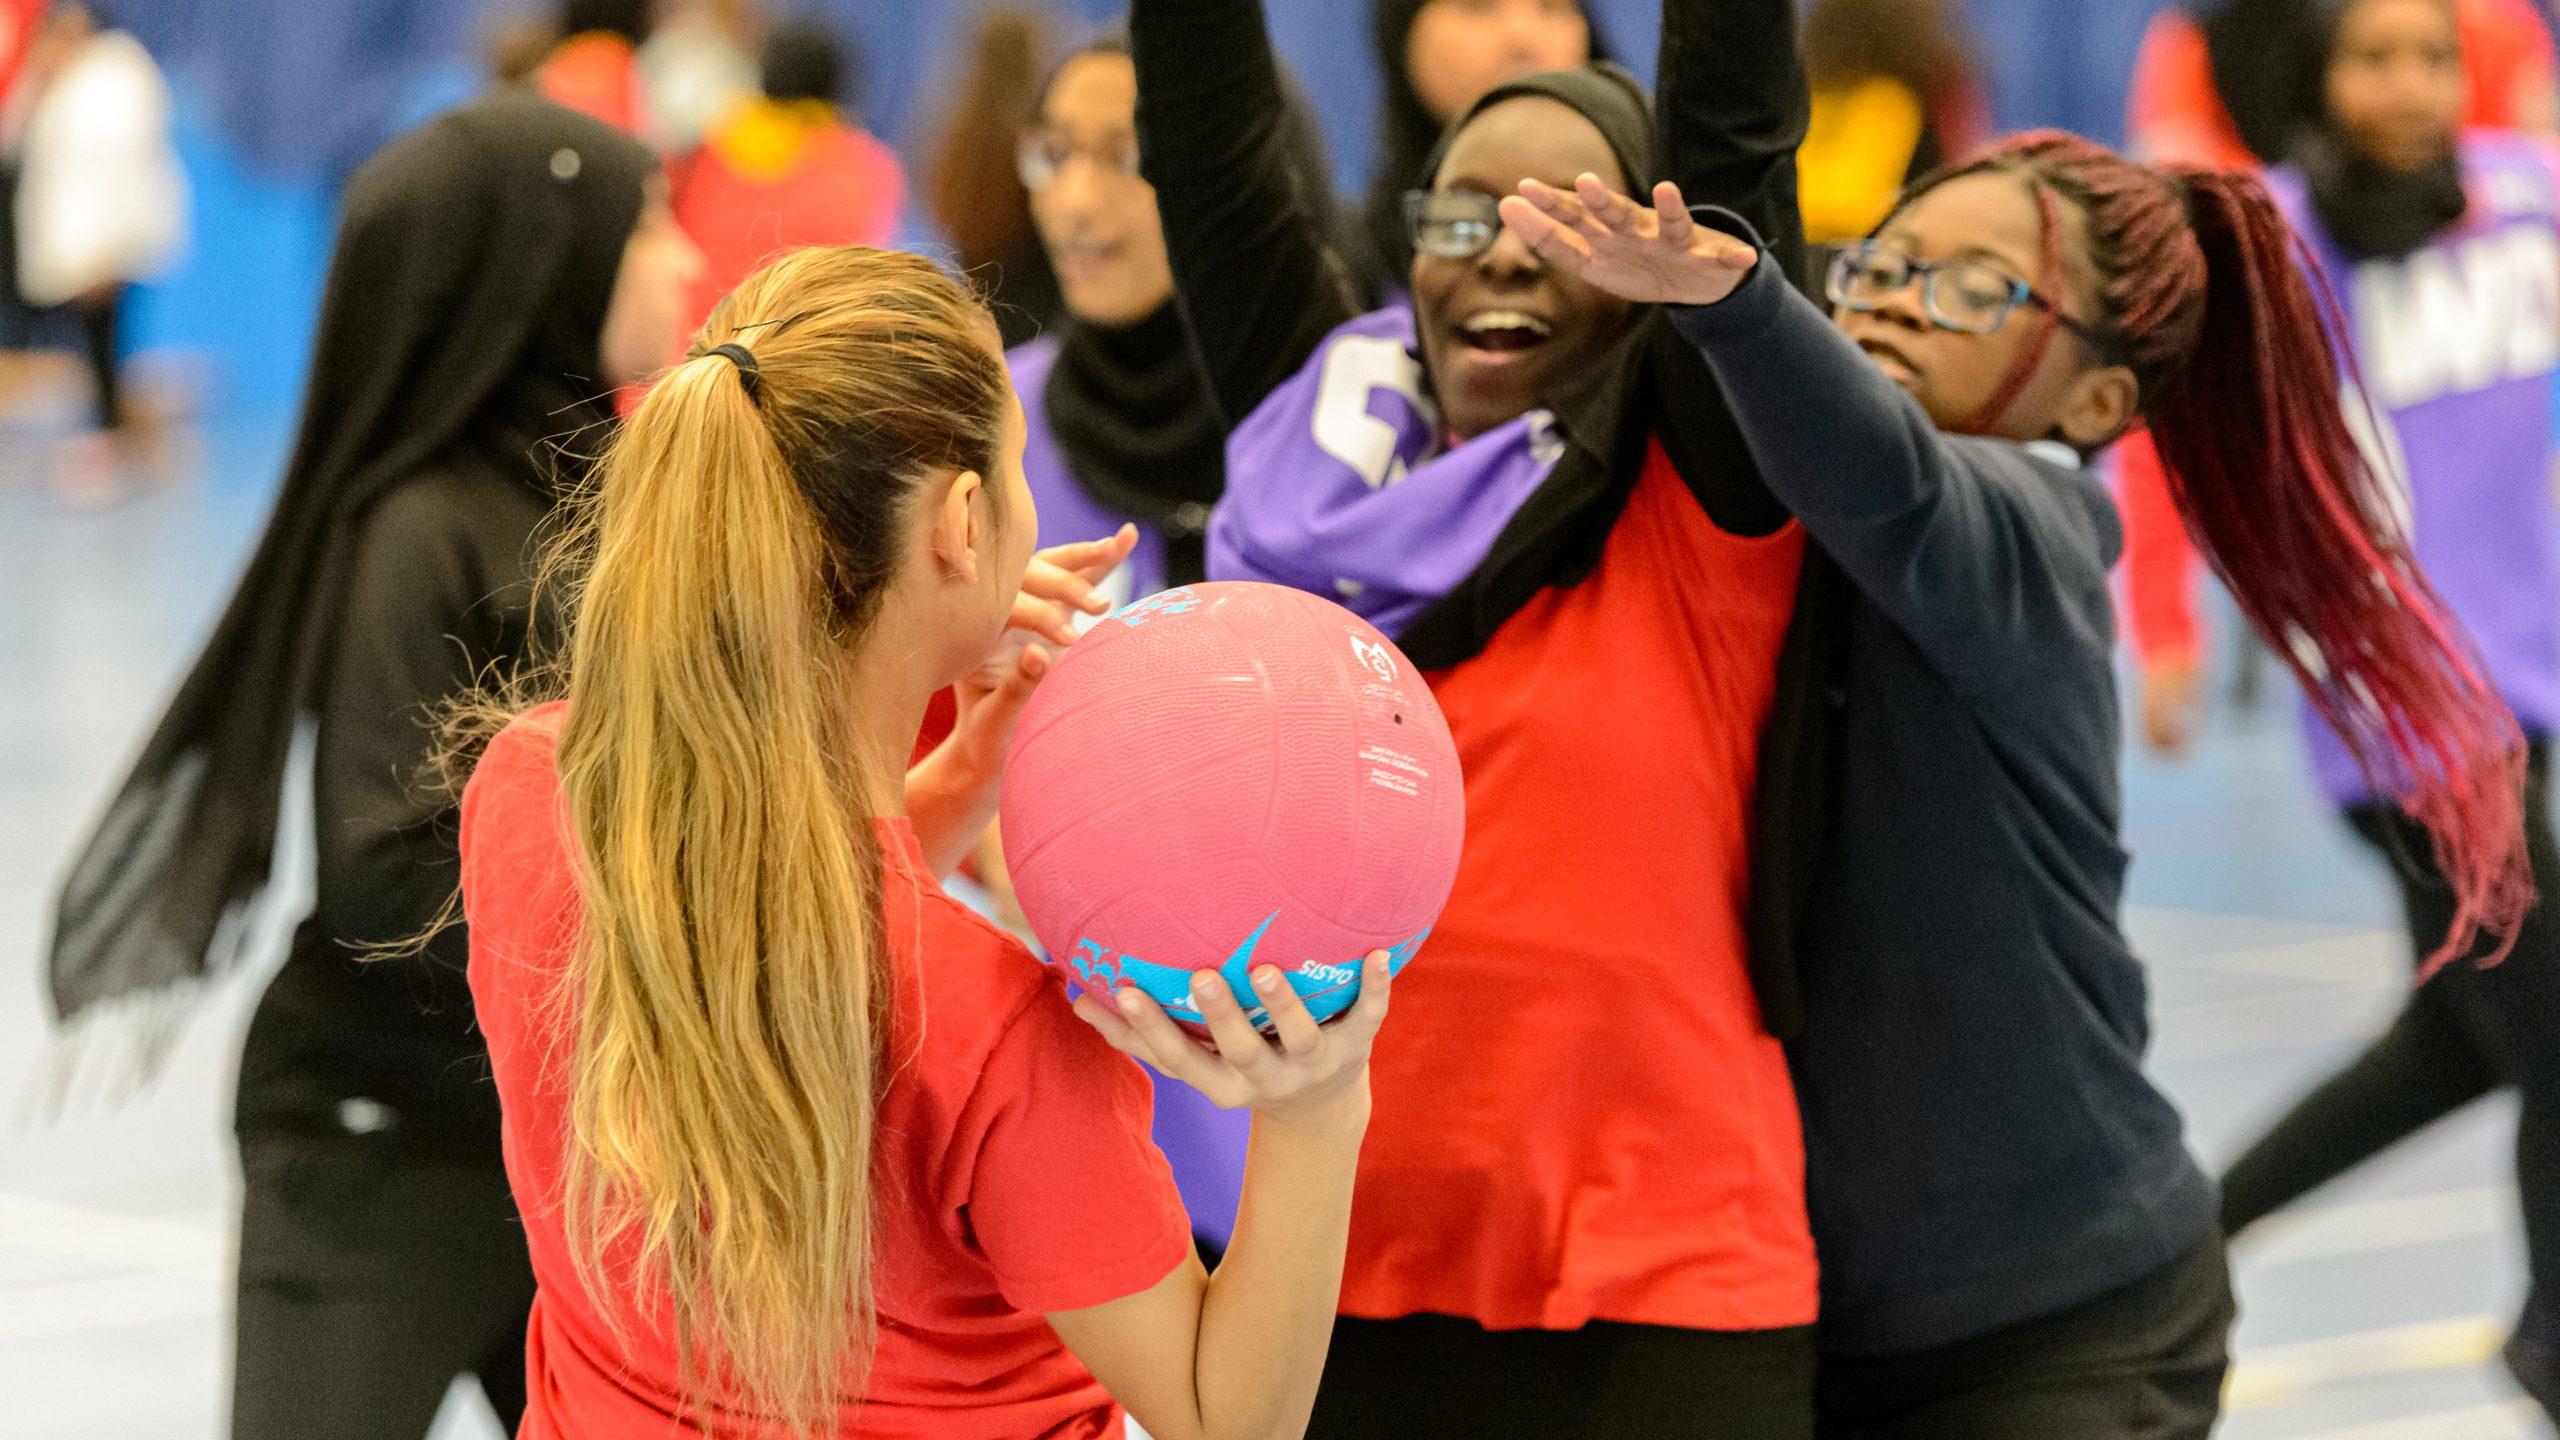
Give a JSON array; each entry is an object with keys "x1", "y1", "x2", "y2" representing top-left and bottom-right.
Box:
[
  {"x1": 1827, "y1": 240, "x2": 2121, "y2": 357},
  {"x1": 1405, "y1": 190, "x2": 1505, "y2": 261},
  {"x1": 1016, "y1": 132, "x2": 1143, "y2": 191}
]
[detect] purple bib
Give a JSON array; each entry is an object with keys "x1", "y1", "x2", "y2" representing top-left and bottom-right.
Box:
[
  {"x1": 2272, "y1": 134, "x2": 2560, "y2": 802},
  {"x1": 1010, "y1": 336, "x2": 1169, "y2": 605},
  {"x1": 1208, "y1": 305, "x2": 1565, "y2": 637}
]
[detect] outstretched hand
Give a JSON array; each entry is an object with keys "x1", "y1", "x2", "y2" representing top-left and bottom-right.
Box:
[{"x1": 1498, "y1": 175, "x2": 1758, "y2": 307}]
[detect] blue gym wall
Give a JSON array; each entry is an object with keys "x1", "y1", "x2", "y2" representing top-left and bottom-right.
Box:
[{"x1": 99, "y1": 0, "x2": 2218, "y2": 425}]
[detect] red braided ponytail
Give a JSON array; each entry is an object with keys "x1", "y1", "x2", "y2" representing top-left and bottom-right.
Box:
[{"x1": 1910, "y1": 131, "x2": 2531, "y2": 971}]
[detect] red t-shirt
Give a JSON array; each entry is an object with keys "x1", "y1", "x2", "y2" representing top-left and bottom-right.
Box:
[
  {"x1": 536, "y1": 33, "x2": 648, "y2": 137},
  {"x1": 461, "y1": 705, "x2": 1191, "y2": 1438},
  {"x1": 1340, "y1": 443, "x2": 1820, "y2": 1333},
  {"x1": 674, "y1": 107, "x2": 907, "y2": 330}
]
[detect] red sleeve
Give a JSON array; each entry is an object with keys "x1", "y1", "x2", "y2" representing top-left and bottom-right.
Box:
[
  {"x1": 2115, "y1": 429, "x2": 2205, "y2": 672},
  {"x1": 2125, "y1": 10, "x2": 2258, "y2": 171},
  {"x1": 2460, "y1": 0, "x2": 2558, "y2": 128},
  {"x1": 960, "y1": 988, "x2": 1193, "y2": 1315}
]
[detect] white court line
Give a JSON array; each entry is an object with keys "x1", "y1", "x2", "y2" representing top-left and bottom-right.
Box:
[
  {"x1": 2229, "y1": 1315, "x2": 2507, "y2": 1411},
  {"x1": 2284, "y1": 1398, "x2": 2542, "y2": 1439},
  {"x1": 2242, "y1": 1186, "x2": 2514, "y2": 1267},
  {"x1": 0, "y1": 1192, "x2": 223, "y2": 1273},
  {"x1": 2144, "y1": 928, "x2": 2408, "y2": 987},
  {"x1": 2152, "y1": 986, "x2": 2394, "y2": 1062},
  {"x1": 0, "y1": 1263, "x2": 222, "y2": 1339}
]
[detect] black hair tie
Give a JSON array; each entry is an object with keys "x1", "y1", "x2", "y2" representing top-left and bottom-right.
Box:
[{"x1": 706, "y1": 342, "x2": 762, "y2": 404}]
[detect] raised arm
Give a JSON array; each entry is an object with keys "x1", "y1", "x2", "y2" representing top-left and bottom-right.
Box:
[
  {"x1": 1655, "y1": 0, "x2": 1810, "y2": 284},
  {"x1": 1508, "y1": 183, "x2": 2116, "y2": 695},
  {"x1": 1129, "y1": 0, "x2": 1363, "y2": 429},
  {"x1": 1677, "y1": 264, "x2": 2112, "y2": 695}
]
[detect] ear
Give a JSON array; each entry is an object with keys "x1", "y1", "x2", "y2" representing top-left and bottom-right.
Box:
[
  {"x1": 931, "y1": 469, "x2": 986, "y2": 586},
  {"x1": 2056, "y1": 362, "x2": 2140, "y2": 451}
]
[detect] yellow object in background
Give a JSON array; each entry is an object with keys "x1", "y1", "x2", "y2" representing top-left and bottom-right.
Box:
[{"x1": 1799, "y1": 77, "x2": 1927, "y2": 246}]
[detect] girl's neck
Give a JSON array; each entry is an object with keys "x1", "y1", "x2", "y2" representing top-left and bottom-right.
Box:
[{"x1": 836, "y1": 638, "x2": 941, "y2": 815}]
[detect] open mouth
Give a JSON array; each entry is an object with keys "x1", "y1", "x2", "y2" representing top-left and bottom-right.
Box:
[
  {"x1": 1052, "y1": 239, "x2": 1125, "y2": 275},
  {"x1": 1457, "y1": 308, "x2": 1554, "y2": 362}
]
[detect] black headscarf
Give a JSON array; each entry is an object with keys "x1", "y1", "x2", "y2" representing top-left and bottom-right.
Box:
[
  {"x1": 1359, "y1": 0, "x2": 1615, "y2": 289},
  {"x1": 1421, "y1": 64, "x2": 1656, "y2": 200},
  {"x1": 1039, "y1": 36, "x2": 1340, "y2": 588},
  {"x1": 48, "y1": 95, "x2": 653, "y2": 1028}
]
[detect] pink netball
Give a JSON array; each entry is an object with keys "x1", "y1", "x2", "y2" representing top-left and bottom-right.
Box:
[{"x1": 999, "y1": 582, "x2": 1465, "y2": 1037}]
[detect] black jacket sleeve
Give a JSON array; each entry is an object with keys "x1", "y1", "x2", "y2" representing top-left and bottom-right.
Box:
[
  {"x1": 1656, "y1": 0, "x2": 1810, "y2": 282},
  {"x1": 1669, "y1": 259, "x2": 2120, "y2": 702},
  {"x1": 1130, "y1": 0, "x2": 1365, "y2": 430},
  {"x1": 1640, "y1": 0, "x2": 1810, "y2": 539}
]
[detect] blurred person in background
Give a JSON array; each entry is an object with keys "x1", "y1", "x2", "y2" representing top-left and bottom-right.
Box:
[
  {"x1": 536, "y1": 0, "x2": 652, "y2": 136},
  {"x1": 1356, "y1": 0, "x2": 1602, "y2": 292},
  {"x1": 2121, "y1": 0, "x2": 2555, "y2": 746},
  {"x1": 672, "y1": 19, "x2": 903, "y2": 326},
  {"x1": 485, "y1": 7, "x2": 564, "y2": 87},
  {"x1": 639, "y1": 0, "x2": 762, "y2": 154},
  {"x1": 921, "y1": 5, "x2": 1060, "y2": 348},
  {"x1": 46, "y1": 96, "x2": 699, "y2": 1439},
  {"x1": 2119, "y1": 0, "x2": 2560, "y2": 1418},
  {"x1": 1792, "y1": 0, "x2": 1988, "y2": 282},
  {"x1": 2130, "y1": 0, "x2": 2554, "y2": 173},
  {"x1": 0, "y1": 1, "x2": 182, "y2": 488}
]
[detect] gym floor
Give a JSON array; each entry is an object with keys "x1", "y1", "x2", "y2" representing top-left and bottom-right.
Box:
[{"x1": 0, "y1": 403, "x2": 2543, "y2": 1437}]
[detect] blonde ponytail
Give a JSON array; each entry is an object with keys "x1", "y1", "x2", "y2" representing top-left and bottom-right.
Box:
[{"x1": 531, "y1": 247, "x2": 1009, "y2": 1433}]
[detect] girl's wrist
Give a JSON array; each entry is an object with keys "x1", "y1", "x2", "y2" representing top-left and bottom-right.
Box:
[{"x1": 1252, "y1": 1071, "x2": 1372, "y2": 1140}]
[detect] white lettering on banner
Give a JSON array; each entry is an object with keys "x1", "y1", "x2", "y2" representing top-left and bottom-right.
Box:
[
  {"x1": 1311, "y1": 336, "x2": 1435, "y2": 490},
  {"x1": 2357, "y1": 224, "x2": 2560, "y2": 409}
]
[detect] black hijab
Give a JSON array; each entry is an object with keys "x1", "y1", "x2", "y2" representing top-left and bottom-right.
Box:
[
  {"x1": 1359, "y1": 0, "x2": 1615, "y2": 289},
  {"x1": 1039, "y1": 37, "x2": 1339, "y2": 588},
  {"x1": 48, "y1": 95, "x2": 653, "y2": 1028},
  {"x1": 1422, "y1": 64, "x2": 1656, "y2": 200}
]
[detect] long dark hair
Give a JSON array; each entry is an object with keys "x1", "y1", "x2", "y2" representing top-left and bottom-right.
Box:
[{"x1": 1913, "y1": 130, "x2": 2532, "y2": 970}]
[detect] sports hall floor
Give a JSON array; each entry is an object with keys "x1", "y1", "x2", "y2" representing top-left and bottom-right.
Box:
[{"x1": 0, "y1": 394, "x2": 2545, "y2": 1438}]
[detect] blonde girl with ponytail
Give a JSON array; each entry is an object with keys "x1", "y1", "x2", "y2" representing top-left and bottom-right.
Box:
[{"x1": 457, "y1": 245, "x2": 1390, "y2": 1440}]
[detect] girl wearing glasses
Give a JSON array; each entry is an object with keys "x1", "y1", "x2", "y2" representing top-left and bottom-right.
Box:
[
  {"x1": 2121, "y1": 0, "x2": 2560, "y2": 1416},
  {"x1": 1132, "y1": 0, "x2": 1828, "y2": 1434},
  {"x1": 1500, "y1": 49, "x2": 2528, "y2": 1440}
]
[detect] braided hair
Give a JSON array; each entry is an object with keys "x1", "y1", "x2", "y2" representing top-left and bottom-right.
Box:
[{"x1": 1908, "y1": 129, "x2": 2531, "y2": 971}]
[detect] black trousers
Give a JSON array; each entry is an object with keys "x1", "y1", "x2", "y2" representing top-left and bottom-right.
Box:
[
  {"x1": 231, "y1": 1123, "x2": 536, "y2": 1440},
  {"x1": 2221, "y1": 743, "x2": 2560, "y2": 1307},
  {"x1": 1305, "y1": 1314, "x2": 1817, "y2": 1439},
  {"x1": 1814, "y1": 1235, "x2": 2234, "y2": 1439}
]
